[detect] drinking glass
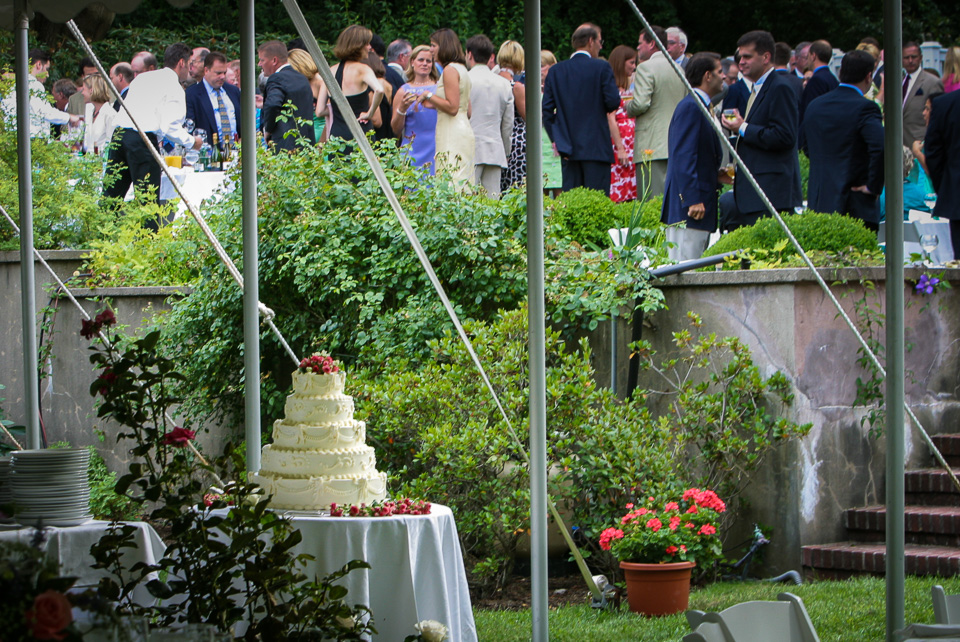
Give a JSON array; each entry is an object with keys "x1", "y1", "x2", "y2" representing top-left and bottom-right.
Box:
[
  {"x1": 920, "y1": 233, "x2": 939, "y2": 265},
  {"x1": 183, "y1": 118, "x2": 196, "y2": 134},
  {"x1": 924, "y1": 193, "x2": 938, "y2": 210}
]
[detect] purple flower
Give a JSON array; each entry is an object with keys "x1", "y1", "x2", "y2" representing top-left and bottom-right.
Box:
[{"x1": 916, "y1": 274, "x2": 940, "y2": 295}]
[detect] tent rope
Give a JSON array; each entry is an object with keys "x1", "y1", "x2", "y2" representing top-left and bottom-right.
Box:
[
  {"x1": 64, "y1": 19, "x2": 299, "y2": 367},
  {"x1": 624, "y1": 0, "x2": 960, "y2": 495}
]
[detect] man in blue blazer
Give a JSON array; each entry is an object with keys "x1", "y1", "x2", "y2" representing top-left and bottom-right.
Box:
[
  {"x1": 720, "y1": 30, "x2": 802, "y2": 230},
  {"x1": 542, "y1": 23, "x2": 621, "y2": 195},
  {"x1": 257, "y1": 40, "x2": 315, "y2": 152},
  {"x1": 185, "y1": 52, "x2": 241, "y2": 148},
  {"x1": 798, "y1": 40, "x2": 838, "y2": 123},
  {"x1": 925, "y1": 89, "x2": 960, "y2": 258},
  {"x1": 662, "y1": 53, "x2": 727, "y2": 261},
  {"x1": 802, "y1": 50, "x2": 884, "y2": 231}
]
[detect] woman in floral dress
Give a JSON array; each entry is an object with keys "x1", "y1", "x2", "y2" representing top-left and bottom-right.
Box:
[{"x1": 608, "y1": 45, "x2": 638, "y2": 202}]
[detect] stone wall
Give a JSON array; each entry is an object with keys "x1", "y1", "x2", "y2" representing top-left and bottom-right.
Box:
[{"x1": 588, "y1": 267, "x2": 960, "y2": 574}]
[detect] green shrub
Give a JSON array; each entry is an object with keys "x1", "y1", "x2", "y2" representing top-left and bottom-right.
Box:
[
  {"x1": 549, "y1": 187, "x2": 626, "y2": 248},
  {"x1": 352, "y1": 305, "x2": 678, "y2": 592},
  {"x1": 704, "y1": 211, "x2": 879, "y2": 260}
]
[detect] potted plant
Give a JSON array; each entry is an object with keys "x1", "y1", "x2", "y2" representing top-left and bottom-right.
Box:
[{"x1": 599, "y1": 488, "x2": 726, "y2": 616}]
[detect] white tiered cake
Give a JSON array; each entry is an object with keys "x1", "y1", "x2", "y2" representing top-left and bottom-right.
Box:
[{"x1": 250, "y1": 361, "x2": 387, "y2": 510}]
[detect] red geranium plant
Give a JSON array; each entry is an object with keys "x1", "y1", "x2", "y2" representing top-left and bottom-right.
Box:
[{"x1": 599, "y1": 488, "x2": 726, "y2": 565}]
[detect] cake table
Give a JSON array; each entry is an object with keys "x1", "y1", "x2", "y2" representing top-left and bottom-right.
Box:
[{"x1": 278, "y1": 503, "x2": 476, "y2": 642}]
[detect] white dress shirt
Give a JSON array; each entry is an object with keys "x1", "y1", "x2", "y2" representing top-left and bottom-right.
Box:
[
  {"x1": 203, "y1": 79, "x2": 237, "y2": 138},
  {"x1": 0, "y1": 75, "x2": 72, "y2": 138},
  {"x1": 113, "y1": 67, "x2": 194, "y2": 148}
]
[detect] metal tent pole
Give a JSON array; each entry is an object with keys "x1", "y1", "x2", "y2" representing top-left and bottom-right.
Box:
[
  {"x1": 241, "y1": 0, "x2": 261, "y2": 473},
  {"x1": 525, "y1": 0, "x2": 548, "y2": 638},
  {"x1": 884, "y1": 2, "x2": 905, "y2": 638},
  {"x1": 14, "y1": 0, "x2": 40, "y2": 450}
]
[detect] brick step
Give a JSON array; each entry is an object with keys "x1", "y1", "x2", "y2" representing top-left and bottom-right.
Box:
[
  {"x1": 905, "y1": 468, "x2": 960, "y2": 506},
  {"x1": 844, "y1": 505, "x2": 960, "y2": 546},
  {"x1": 931, "y1": 435, "x2": 960, "y2": 467},
  {"x1": 802, "y1": 542, "x2": 960, "y2": 577}
]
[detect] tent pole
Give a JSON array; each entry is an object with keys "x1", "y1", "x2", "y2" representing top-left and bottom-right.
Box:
[
  {"x1": 241, "y1": 0, "x2": 261, "y2": 473},
  {"x1": 525, "y1": 0, "x2": 548, "y2": 638},
  {"x1": 15, "y1": 0, "x2": 40, "y2": 450},
  {"x1": 883, "y1": 1, "x2": 905, "y2": 639}
]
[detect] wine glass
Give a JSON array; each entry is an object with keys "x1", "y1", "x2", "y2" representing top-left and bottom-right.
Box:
[
  {"x1": 920, "y1": 233, "x2": 939, "y2": 265},
  {"x1": 195, "y1": 128, "x2": 208, "y2": 144},
  {"x1": 183, "y1": 118, "x2": 196, "y2": 134},
  {"x1": 924, "y1": 193, "x2": 938, "y2": 210}
]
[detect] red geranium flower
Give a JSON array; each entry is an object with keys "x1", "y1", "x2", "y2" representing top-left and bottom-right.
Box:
[{"x1": 665, "y1": 545, "x2": 678, "y2": 555}]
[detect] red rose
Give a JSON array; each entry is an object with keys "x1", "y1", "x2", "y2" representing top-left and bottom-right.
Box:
[
  {"x1": 162, "y1": 426, "x2": 196, "y2": 447},
  {"x1": 94, "y1": 309, "x2": 116, "y2": 327},
  {"x1": 26, "y1": 590, "x2": 73, "y2": 640},
  {"x1": 80, "y1": 318, "x2": 99, "y2": 340}
]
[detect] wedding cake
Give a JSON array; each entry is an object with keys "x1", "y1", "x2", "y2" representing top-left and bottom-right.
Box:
[{"x1": 250, "y1": 354, "x2": 388, "y2": 510}]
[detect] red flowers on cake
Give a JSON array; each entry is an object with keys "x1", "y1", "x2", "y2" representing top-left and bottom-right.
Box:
[
  {"x1": 328, "y1": 498, "x2": 432, "y2": 517},
  {"x1": 298, "y1": 352, "x2": 341, "y2": 374}
]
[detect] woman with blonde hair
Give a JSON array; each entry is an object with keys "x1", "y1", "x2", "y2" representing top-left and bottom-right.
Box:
[
  {"x1": 854, "y1": 42, "x2": 883, "y2": 105},
  {"x1": 540, "y1": 49, "x2": 557, "y2": 88},
  {"x1": 392, "y1": 44, "x2": 439, "y2": 173},
  {"x1": 497, "y1": 40, "x2": 526, "y2": 192},
  {"x1": 422, "y1": 28, "x2": 474, "y2": 189},
  {"x1": 81, "y1": 73, "x2": 117, "y2": 152},
  {"x1": 942, "y1": 46, "x2": 960, "y2": 93},
  {"x1": 287, "y1": 48, "x2": 329, "y2": 143},
  {"x1": 317, "y1": 24, "x2": 384, "y2": 144}
]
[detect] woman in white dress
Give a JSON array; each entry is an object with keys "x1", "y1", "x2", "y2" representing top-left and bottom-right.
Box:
[
  {"x1": 82, "y1": 73, "x2": 117, "y2": 154},
  {"x1": 422, "y1": 28, "x2": 474, "y2": 190}
]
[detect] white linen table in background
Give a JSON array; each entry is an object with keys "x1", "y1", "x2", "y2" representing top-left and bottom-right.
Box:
[{"x1": 0, "y1": 520, "x2": 166, "y2": 604}]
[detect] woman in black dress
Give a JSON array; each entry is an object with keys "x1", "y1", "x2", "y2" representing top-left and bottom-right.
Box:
[{"x1": 317, "y1": 24, "x2": 385, "y2": 144}]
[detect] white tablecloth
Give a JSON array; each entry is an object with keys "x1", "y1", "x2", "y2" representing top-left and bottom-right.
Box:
[
  {"x1": 282, "y1": 504, "x2": 476, "y2": 642},
  {"x1": 0, "y1": 520, "x2": 166, "y2": 603},
  {"x1": 159, "y1": 168, "x2": 231, "y2": 215}
]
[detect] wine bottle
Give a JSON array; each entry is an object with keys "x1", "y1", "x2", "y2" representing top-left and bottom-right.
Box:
[{"x1": 212, "y1": 133, "x2": 223, "y2": 171}]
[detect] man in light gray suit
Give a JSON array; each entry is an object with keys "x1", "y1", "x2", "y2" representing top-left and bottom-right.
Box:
[
  {"x1": 627, "y1": 24, "x2": 687, "y2": 198},
  {"x1": 466, "y1": 34, "x2": 514, "y2": 197},
  {"x1": 902, "y1": 41, "x2": 943, "y2": 147}
]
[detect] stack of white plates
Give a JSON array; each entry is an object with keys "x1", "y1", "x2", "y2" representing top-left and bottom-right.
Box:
[
  {"x1": 0, "y1": 456, "x2": 12, "y2": 523},
  {"x1": 10, "y1": 448, "x2": 92, "y2": 527}
]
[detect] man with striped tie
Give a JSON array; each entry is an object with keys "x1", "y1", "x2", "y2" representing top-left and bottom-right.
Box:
[
  {"x1": 185, "y1": 51, "x2": 241, "y2": 153},
  {"x1": 719, "y1": 30, "x2": 802, "y2": 231}
]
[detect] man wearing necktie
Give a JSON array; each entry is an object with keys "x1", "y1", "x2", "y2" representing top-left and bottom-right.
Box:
[
  {"x1": 719, "y1": 30, "x2": 802, "y2": 231},
  {"x1": 902, "y1": 41, "x2": 943, "y2": 148},
  {"x1": 185, "y1": 51, "x2": 241, "y2": 151}
]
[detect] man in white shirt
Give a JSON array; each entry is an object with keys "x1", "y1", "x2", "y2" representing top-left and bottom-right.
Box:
[
  {"x1": 104, "y1": 42, "x2": 202, "y2": 214},
  {"x1": 466, "y1": 34, "x2": 514, "y2": 197},
  {"x1": 0, "y1": 48, "x2": 79, "y2": 138}
]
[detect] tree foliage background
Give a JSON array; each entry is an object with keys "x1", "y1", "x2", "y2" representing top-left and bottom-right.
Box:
[{"x1": 116, "y1": 0, "x2": 956, "y2": 57}]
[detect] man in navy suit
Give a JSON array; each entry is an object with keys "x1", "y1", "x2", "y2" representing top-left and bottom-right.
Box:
[
  {"x1": 257, "y1": 40, "x2": 315, "y2": 152},
  {"x1": 799, "y1": 40, "x2": 838, "y2": 123},
  {"x1": 662, "y1": 53, "x2": 727, "y2": 261},
  {"x1": 185, "y1": 52, "x2": 241, "y2": 148},
  {"x1": 542, "y1": 23, "x2": 621, "y2": 195},
  {"x1": 720, "y1": 30, "x2": 802, "y2": 230},
  {"x1": 925, "y1": 89, "x2": 960, "y2": 258},
  {"x1": 802, "y1": 50, "x2": 884, "y2": 231}
]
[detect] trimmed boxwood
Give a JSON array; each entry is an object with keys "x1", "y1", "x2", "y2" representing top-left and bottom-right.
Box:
[{"x1": 704, "y1": 211, "x2": 879, "y2": 258}]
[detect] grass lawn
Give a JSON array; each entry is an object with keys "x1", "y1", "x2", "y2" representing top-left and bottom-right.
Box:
[{"x1": 474, "y1": 576, "x2": 960, "y2": 640}]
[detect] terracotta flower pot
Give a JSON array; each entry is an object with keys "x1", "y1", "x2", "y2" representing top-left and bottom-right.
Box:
[{"x1": 620, "y1": 560, "x2": 695, "y2": 616}]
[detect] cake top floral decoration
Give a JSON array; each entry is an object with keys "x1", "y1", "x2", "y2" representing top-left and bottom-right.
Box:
[{"x1": 298, "y1": 352, "x2": 341, "y2": 374}]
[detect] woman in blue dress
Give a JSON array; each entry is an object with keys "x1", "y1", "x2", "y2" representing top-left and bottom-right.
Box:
[{"x1": 391, "y1": 45, "x2": 439, "y2": 175}]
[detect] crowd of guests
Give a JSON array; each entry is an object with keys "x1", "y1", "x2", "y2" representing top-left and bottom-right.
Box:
[{"x1": 4, "y1": 25, "x2": 960, "y2": 253}]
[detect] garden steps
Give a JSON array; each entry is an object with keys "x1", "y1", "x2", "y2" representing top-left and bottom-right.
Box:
[{"x1": 802, "y1": 434, "x2": 960, "y2": 578}]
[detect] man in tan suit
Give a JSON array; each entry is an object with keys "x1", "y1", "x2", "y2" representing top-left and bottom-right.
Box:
[
  {"x1": 466, "y1": 34, "x2": 514, "y2": 197},
  {"x1": 627, "y1": 24, "x2": 686, "y2": 198},
  {"x1": 902, "y1": 41, "x2": 943, "y2": 147}
]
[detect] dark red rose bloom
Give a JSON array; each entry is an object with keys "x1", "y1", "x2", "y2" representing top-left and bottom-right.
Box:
[
  {"x1": 94, "y1": 308, "x2": 116, "y2": 327},
  {"x1": 162, "y1": 426, "x2": 197, "y2": 447},
  {"x1": 80, "y1": 319, "x2": 99, "y2": 339}
]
